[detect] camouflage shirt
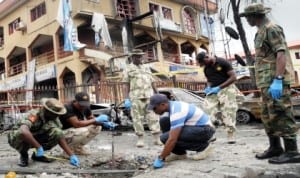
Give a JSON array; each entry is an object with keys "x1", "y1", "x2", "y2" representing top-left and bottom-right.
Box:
[
  {"x1": 123, "y1": 63, "x2": 154, "y2": 99},
  {"x1": 254, "y1": 18, "x2": 294, "y2": 88},
  {"x1": 12, "y1": 109, "x2": 64, "y2": 138}
]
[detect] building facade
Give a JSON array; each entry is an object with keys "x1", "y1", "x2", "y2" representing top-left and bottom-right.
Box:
[{"x1": 0, "y1": 0, "x2": 217, "y2": 104}]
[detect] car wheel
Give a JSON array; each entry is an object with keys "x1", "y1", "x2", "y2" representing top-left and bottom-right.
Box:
[{"x1": 236, "y1": 110, "x2": 251, "y2": 124}]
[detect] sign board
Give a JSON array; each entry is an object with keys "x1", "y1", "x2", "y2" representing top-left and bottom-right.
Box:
[
  {"x1": 35, "y1": 65, "x2": 56, "y2": 82},
  {"x1": 5, "y1": 75, "x2": 27, "y2": 90}
]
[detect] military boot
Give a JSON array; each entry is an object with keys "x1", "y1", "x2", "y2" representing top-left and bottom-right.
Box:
[
  {"x1": 227, "y1": 131, "x2": 236, "y2": 144},
  {"x1": 136, "y1": 135, "x2": 144, "y2": 148},
  {"x1": 269, "y1": 138, "x2": 300, "y2": 164},
  {"x1": 152, "y1": 133, "x2": 163, "y2": 146},
  {"x1": 18, "y1": 152, "x2": 28, "y2": 167},
  {"x1": 256, "y1": 136, "x2": 284, "y2": 159}
]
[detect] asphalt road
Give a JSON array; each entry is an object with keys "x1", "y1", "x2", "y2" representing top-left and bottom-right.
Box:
[{"x1": 1, "y1": 124, "x2": 300, "y2": 178}]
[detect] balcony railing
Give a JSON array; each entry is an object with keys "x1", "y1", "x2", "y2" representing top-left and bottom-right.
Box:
[
  {"x1": 8, "y1": 61, "x2": 26, "y2": 76},
  {"x1": 34, "y1": 50, "x2": 55, "y2": 67},
  {"x1": 58, "y1": 46, "x2": 73, "y2": 59}
]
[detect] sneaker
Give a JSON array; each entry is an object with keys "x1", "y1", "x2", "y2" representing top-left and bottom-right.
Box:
[
  {"x1": 227, "y1": 132, "x2": 236, "y2": 144},
  {"x1": 208, "y1": 136, "x2": 217, "y2": 143},
  {"x1": 165, "y1": 153, "x2": 187, "y2": 162},
  {"x1": 188, "y1": 144, "x2": 213, "y2": 160}
]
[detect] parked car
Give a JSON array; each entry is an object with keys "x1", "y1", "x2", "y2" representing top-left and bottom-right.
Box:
[
  {"x1": 158, "y1": 87, "x2": 205, "y2": 109},
  {"x1": 237, "y1": 90, "x2": 300, "y2": 124}
]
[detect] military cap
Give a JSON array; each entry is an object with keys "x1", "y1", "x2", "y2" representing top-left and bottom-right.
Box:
[
  {"x1": 239, "y1": 3, "x2": 271, "y2": 17},
  {"x1": 129, "y1": 49, "x2": 145, "y2": 57},
  {"x1": 41, "y1": 98, "x2": 66, "y2": 115}
]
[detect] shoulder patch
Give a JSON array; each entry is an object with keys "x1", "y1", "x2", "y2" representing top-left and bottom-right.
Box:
[{"x1": 28, "y1": 115, "x2": 38, "y2": 123}]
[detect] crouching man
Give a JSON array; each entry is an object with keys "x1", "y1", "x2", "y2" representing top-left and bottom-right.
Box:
[
  {"x1": 147, "y1": 94, "x2": 215, "y2": 169},
  {"x1": 59, "y1": 92, "x2": 115, "y2": 155},
  {"x1": 7, "y1": 98, "x2": 79, "y2": 167}
]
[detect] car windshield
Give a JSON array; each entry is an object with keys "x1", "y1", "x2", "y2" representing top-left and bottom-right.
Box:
[{"x1": 171, "y1": 89, "x2": 204, "y2": 109}]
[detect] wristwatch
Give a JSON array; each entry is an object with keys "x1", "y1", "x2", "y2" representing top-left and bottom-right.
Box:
[{"x1": 276, "y1": 75, "x2": 284, "y2": 80}]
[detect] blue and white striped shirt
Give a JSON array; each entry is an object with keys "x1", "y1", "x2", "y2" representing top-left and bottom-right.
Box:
[{"x1": 169, "y1": 101, "x2": 211, "y2": 130}]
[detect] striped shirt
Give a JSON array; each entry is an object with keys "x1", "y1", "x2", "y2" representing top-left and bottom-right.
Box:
[{"x1": 169, "y1": 101, "x2": 211, "y2": 130}]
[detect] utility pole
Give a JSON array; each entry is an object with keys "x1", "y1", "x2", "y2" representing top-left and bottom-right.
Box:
[{"x1": 122, "y1": 11, "x2": 154, "y2": 53}]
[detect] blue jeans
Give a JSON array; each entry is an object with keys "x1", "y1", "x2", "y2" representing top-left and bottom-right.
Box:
[{"x1": 160, "y1": 118, "x2": 215, "y2": 155}]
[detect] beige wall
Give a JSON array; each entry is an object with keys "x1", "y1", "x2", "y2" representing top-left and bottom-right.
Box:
[{"x1": 0, "y1": 0, "x2": 210, "y2": 93}]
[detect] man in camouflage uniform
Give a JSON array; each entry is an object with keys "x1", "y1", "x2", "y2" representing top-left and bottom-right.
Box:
[
  {"x1": 7, "y1": 98, "x2": 80, "y2": 167},
  {"x1": 123, "y1": 49, "x2": 161, "y2": 147},
  {"x1": 240, "y1": 3, "x2": 300, "y2": 164},
  {"x1": 196, "y1": 52, "x2": 238, "y2": 144}
]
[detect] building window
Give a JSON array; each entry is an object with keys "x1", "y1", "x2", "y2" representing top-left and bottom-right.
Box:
[
  {"x1": 296, "y1": 52, "x2": 300, "y2": 59},
  {"x1": 182, "y1": 8, "x2": 196, "y2": 34},
  {"x1": 162, "y1": 7, "x2": 172, "y2": 20},
  {"x1": 8, "y1": 18, "x2": 20, "y2": 35},
  {"x1": 115, "y1": 0, "x2": 136, "y2": 19},
  {"x1": 149, "y1": 3, "x2": 159, "y2": 12},
  {"x1": 149, "y1": 3, "x2": 173, "y2": 20},
  {"x1": 30, "y1": 2, "x2": 46, "y2": 22}
]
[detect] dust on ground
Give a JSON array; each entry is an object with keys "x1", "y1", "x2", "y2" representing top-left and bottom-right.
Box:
[{"x1": 1, "y1": 124, "x2": 300, "y2": 178}]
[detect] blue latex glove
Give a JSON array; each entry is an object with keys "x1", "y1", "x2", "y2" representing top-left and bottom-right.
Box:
[
  {"x1": 268, "y1": 79, "x2": 283, "y2": 99},
  {"x1": 95, "y1": 114, "x2": 109, "y2": 124},
  {"x1": 153, "y1": 157, "x2": 164, "y2": 169},
  {"x1": 103, "y1": 121, "x2": 116, "y2": 130},
  {"x1": 36, "y1": 147, "x2": 44, "y2": 157},
  {"x1": 124, "y1": 99, "x2": 131, "y2": 109},
  {"x1": 207, "y1": 86, "x2": 221, "y2": 95},
  {"x1": 204, "y1": 87, "x2": 211, "y2": 95},
  {"x1": 70, "y1": 155, "x2": 80, "y2": 167}
]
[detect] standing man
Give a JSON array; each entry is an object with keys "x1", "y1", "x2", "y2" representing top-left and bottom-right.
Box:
[
  {"x1": 59, "y1": 92, "x2": 115, "y2": 155},
  {"x1": 123, "y1": 49, "x2": 161, "y2": 147},
  {"x1": 148, "y1": 94, "x2": 215, "y2": 169},
  {"x1": 8, "y1": 98, "x2": 79, "y2": 167},
  {"x1": 196, "y1": 52, "x2": 238, "y2": 144},
  {"x1": 240, "y1": 3, "x2": 300, "y2": 164}
]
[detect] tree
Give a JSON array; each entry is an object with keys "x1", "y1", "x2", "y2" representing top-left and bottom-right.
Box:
[{"x1": 230, "y1": 0, "x2": 256, "y2": 90}]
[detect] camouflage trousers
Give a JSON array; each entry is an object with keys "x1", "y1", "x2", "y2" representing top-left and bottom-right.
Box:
[
  {"x1": 204, "y1": 84, "x2": 238, "y2": 133},
  {"x1": 63, "y1": 125, "x2": 101, "y2": 148},
  {"x1": 261, "y1": 86, "x2": 298, "y2": 139},
  {"x1": 131, "y1": 98, "x2": 160, "y2": 136},
  {"x1": 7, "y1": 127, "x2": 63, "y2": 153}
]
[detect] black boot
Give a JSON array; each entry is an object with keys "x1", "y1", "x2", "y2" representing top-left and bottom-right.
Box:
[
  {"x1": 18, "y1": 152, "x2": 28, "y2": 167},
  {"x1": 255, "y1": 136, "x2": 284, "y2": 159},
  {"x1": 31, "y1": 153, "x2": 55, "y2": 163},
  {"x1": 269, "y1": 138, "x2": 300, "y2": 164}
]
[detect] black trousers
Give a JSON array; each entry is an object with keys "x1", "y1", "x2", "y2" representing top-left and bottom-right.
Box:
[{"x1": 160, "y1": 117, "x2": 215, "y2": 155}]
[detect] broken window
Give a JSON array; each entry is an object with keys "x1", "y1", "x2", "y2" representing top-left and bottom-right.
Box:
[
  {"x1": 30, "y1": 2, "x2": 46, "y2": 22},
  {"x1": 116, "y1": 0, "x2": 136, "y2": 19}
]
